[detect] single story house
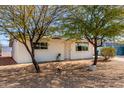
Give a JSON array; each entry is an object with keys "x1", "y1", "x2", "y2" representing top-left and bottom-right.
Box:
[{"x1": 11, "y1": 37, "x2": 94, "y2": 63}]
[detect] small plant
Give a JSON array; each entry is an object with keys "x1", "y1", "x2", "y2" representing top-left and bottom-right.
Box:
[{"x1": 100, "y1": 47, "x2": 116, "y2": 61}]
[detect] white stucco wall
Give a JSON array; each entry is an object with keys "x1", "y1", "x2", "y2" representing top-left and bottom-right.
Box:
[
  {"x1": 12, "y1": 39, "x2": 94, "y2": 63},
  {"x1": 12, "y1": 40, "x2": 31, "y2": 63},
  {"x1": 34, "y1": 39, "x2": 65, "y2": 62},
  {"x1": 70, "y1": 41, "x2": 94, "y2": 59},
  {"x1": 12, "y1": 40, "x2": 18, "y2": 62},
  {"x1": 12, "y1": 39, "x2": 65, "y2": 63}
]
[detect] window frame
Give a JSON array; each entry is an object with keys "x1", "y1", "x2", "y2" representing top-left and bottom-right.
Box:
[
  {"x1": 76, "y1": 42, "x2": 89, "y2": 51},
  {"x1": 33, "y1": 42, "x2": 48, "y2": 49}
]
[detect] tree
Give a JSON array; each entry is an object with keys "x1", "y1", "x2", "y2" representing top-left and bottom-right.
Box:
[
  {"x1": 57, "y1": 5, "x2": 124, "y2": 68},
  {"x1": 0, "y1": 5, "x2": 64, "y2": 73}
]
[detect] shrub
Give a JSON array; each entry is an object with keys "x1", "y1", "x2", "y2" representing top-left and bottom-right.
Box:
[{"x1": 100, "y1": 47, "x2": 116, "y2": 61}]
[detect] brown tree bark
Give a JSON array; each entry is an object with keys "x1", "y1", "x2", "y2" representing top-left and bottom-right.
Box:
[
  {"x1": 30, "y1": 54, "x2": 40, "y2": 73},
  {"x1": 24, "y1": 43, "x2": 41, "y2": 73},
  {"x1": 30, "y1": 42, "x2": 41, "y2": 73},
  {"x1": 92, "y1": 38, "x2": 98, "y2": 65},
  {"x1": 93, "y1": 44, "x2": 98, "y2": 65}
]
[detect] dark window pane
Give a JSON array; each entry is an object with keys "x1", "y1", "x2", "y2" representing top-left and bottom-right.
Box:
[
  {"x1": 33, "y1": 42, "x2": 48, "y2": 49},
  {"x1": 33, "y1": 43, "x2": 40, "y2": 49},
  {"x1": 41, "y1": 42, "x2": 48, "y2": 49},
  {"x1": 76, "y1": 42, "x2": 89, "y2": 51}
]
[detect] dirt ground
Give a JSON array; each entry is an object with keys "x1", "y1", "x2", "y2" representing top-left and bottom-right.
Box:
[{"x1": 0, "y1": 56, "x2": 124, "y2": 88}]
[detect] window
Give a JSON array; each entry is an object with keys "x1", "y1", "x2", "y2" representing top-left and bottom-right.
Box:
[
  {"x1": 76, "y1": 42, "x2": 89, "y2": 51},
  {"x1": 41, "y1": 42, "x2": 48, "y2": 49},
  {"x1": 33, "y1": 42, "x2": 48, "y2": 49}
]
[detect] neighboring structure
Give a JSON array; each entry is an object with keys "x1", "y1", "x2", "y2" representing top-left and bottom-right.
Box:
[
  {"x1": 1, "y1": 46, "x2": 12, "y2": 57},
  {"x1": 0, "y1": 34, "x2": 11, "y2": 57},
  {"x1": 11, "y1": 37, "x2": 94, "y2": 63},
  {"x1": 115, "y1": 44, "x2": 124, "y2": 55},
  {"x1": 98, "y1": 42, "x2": 124, "y2": 56},
  {"x1": 0, "y1": 44, "x2": 1, "y2": 56}
]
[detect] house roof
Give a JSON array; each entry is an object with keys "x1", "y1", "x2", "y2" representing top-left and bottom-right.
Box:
[{"x1": 9, "y1": 34, "x2": 88, "y2": 46}]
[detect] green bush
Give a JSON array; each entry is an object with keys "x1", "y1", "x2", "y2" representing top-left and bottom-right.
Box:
[{"x1": 100, "y1": 47, "x2": 116, "y2": 61}]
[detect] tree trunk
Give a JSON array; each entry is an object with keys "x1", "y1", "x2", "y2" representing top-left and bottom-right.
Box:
[
  {"x1": 30, "y1": 55, "x2": 41, "y2": 73},
  {"x1": 30, "y1": 42, "x2": 41, "y2": 73},
  {"x1": 93, "y1": 43, "x2": 98, "y2": 65},
  {"x1": 23, "y1": 43, "x2": 41, "y2": 73},
  {"x1": 88, "y1": 43, "x2": 98, "y2": 71}
]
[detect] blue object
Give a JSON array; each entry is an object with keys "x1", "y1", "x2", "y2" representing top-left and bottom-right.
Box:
[
  {"x1": 103, "y1": 42, "x2": 124, "y2": 55},
  {"x1": 115, "y1": 46, "x2": 124, "y2": 55}
]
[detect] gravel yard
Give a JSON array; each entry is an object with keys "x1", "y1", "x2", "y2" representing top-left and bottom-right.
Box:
[{"x1": 0, "y1": 56, "x2": 124, "y2": 88}]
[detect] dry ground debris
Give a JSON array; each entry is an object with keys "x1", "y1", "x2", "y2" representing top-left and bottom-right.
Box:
[{"x1": 0, "y1": 57, "x2": 124, "y2": 88}]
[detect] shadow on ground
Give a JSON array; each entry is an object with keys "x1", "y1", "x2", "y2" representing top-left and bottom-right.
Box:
[{"x1": 0, "y1": 58, "x2": 124, "y2": 88}]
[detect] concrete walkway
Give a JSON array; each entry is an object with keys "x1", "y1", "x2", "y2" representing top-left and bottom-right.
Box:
[{"x1": 113, "y1": 56, "x2": 124, "y2": 62}]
